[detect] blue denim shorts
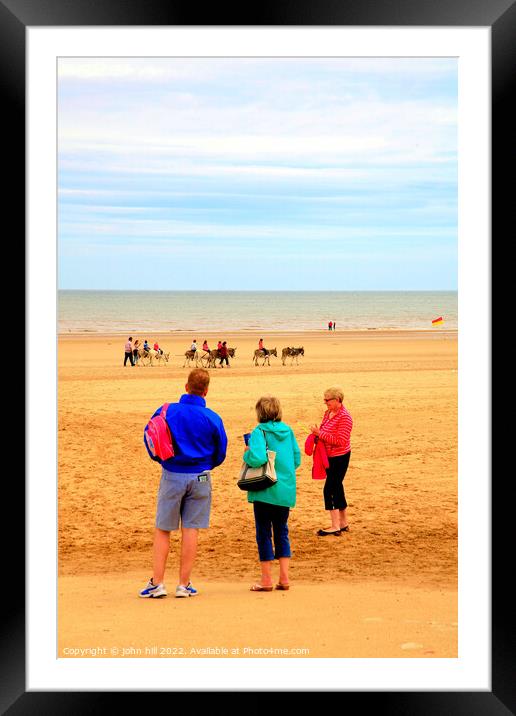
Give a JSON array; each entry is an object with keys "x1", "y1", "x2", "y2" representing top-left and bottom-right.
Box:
[{"x1": 155, "y1": 468, "x2": 212, "y2": 530}]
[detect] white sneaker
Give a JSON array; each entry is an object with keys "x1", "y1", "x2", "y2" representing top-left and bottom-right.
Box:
[
  {"x1": 175, "y1": 582, "x2": 198, "y2": 598},
  {"x1": 139, "y1": 579, "x2": 167, "y2": 598}
]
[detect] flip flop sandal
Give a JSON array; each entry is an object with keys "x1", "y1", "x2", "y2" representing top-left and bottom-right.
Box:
[
  {"x1": 275, "y1": 583, "x2": 290, "y2": 590},
  {"x1": 340, "y1": 526, "x2": 350, "y2": 532},
  {"x1": 317, "y1": 529, "x2": 341, "y2": 536},
  {"x1": 250, "y1": 584, "x2": 273, "y2": 592}
]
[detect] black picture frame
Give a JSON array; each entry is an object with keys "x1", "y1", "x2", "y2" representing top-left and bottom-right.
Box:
[{"x1": 8, "y1": 0, "x2": 512, "y2": 711}]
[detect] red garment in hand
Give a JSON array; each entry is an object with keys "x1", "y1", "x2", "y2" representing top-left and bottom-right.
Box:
[{"x1": 304, "y1": 433, "x2": 329, "y2": 480}]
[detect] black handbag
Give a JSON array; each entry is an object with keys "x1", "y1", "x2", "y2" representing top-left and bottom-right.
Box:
[{"x1": 237, "y1": 430, "x2": 277, "y2": 491}]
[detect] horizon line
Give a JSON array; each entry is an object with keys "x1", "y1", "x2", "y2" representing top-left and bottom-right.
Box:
[{"x1": 58, "y1": 288, "x2": 457, "y2": 292}]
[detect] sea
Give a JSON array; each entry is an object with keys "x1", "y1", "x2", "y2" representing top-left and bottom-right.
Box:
[{"x1": 58, "y1": 290, "x2": 457, "y2": 334}]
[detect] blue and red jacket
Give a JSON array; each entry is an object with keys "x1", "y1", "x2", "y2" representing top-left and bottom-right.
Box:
[{"x1": 144, "y1": 394, "x2": 227, "y2": 473}]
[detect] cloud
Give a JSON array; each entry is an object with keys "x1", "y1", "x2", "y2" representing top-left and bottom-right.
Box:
[{"x1": 57, "y1": 57, "x2": 457, "y2": 289}]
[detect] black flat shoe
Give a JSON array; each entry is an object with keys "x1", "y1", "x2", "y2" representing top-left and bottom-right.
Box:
[{"x1": 317, "y1": 529, "x2": 341, "y2": 536}]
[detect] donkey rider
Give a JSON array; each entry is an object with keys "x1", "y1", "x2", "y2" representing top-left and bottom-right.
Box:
[{"x1": 258, "y1": 338, "x2": 269, "y2": 357}]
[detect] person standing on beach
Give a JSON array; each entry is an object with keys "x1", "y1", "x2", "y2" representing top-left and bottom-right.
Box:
[
  {"x1": 328, "y1": 321, "x2": 332, "y2": 331},
  {"x1": 218, "y1": 341, "x2": 230, "y2": 367},
  {"x1": 310, "y1": 386, "x2": 353, "y2": 536},
  {"x1": 243, "y1": 395, "x2": 300, "y2": 592},
  {"x1": 333, "y1": 321, "x2": 336, "y2": 331},
  {"x1": 124, "y1": 337, "x2": 134, "y2": 366},
  {"x1": 132, "y1": 339, "x2": 140, "y2": 364},
  {"x1": 140, "y1": 368, "x2": 228, "y2": 598}
]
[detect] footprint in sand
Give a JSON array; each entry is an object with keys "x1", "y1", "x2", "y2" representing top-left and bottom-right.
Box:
[{"x1": 401, "y1": 642, "x2": 424, "y2": 650}]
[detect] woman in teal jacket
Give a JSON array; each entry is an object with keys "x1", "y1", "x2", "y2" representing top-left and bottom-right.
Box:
[{"x1": 243, "y1": 395, "x2": 301, "y2": 592}]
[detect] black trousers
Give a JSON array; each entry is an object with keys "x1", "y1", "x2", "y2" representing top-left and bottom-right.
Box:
[
  {"x1": 323, "y1": 452, "x2": 351, "y2": 510},
  {"x1": 124, "y1": 351, "x2": 134, "y2": 366}
]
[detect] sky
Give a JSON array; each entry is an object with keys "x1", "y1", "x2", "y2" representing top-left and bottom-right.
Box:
[{"x1": 57, "y1": 57, "x2": 457, "y2": 291}]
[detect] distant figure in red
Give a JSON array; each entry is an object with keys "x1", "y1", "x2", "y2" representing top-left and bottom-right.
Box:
[
  {"x1": 219, "y1": 341, "x2": 230, "y2": 367},
  {"x1": 328, "y1": 321, "x2": 332, "y2": 331},
  {"x1": 153, "y1": 341, "x2": 163, "y2": 355},
  {"x1": 258, "y1": 338, "x2": 269, "y2": 356},
  {"x1": 202, "y1": 340, "x2": 210, "y2": 355},
  {"x1": 217, "y1": 341, "x2": 222, "y2": 351}
]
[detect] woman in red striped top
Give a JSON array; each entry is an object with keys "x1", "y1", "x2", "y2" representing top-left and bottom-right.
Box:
[{"x1": 310, "y1": 386, "x2": 353, "y2": 536}]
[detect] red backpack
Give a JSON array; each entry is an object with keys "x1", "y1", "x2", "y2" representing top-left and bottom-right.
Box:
[{"x1": 144, "y1": 403, "x2": 175, "y2": 462}]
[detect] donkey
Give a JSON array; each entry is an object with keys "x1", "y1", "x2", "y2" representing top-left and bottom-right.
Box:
[
  {"x1": 281, "y1": 346, "x2": 304, "y2": 366},
  {"x1": 153, "y1": 350, "x2": 170, "y2": 366},
  {"x1": 289, "y1": 346, "x2": 304, "y2": 365},
  {"x1": 253, "y1": 347, "x2": 277, "y2": 366},
  {"x1": 183, "y1": 350, "x2": 199, "y2": 368},
  {"x1": 205, "y1": 347, "x2": 237, "y2": 368}
]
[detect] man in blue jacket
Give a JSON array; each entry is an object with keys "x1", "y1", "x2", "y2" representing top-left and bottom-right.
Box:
[{"x1": 140, "y1": 368, "x2": 227, "y2": 599}]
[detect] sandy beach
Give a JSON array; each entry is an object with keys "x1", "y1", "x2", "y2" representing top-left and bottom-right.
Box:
[{"x1": 58, "y1": 329, "x2": 458, "y2": 658}]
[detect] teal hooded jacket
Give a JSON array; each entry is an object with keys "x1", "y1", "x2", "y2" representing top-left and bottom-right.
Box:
[{"x1": 243, "y1": 421, "x2": 301, "y2": 507}]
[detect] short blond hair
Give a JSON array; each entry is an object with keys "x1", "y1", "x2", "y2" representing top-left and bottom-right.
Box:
[
  {"x1": 187, "y1": 368, "x2": 210, "y2": 395},
  {"x1": 324, "y1": 386, "x2": 344, "y2": 402},
  {"x1": 255, "y1": 395, "x2": 282, "y2": 423}
]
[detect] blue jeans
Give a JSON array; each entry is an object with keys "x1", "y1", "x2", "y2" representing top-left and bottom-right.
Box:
[{"x1": 253, "y1": 501, "x2": 291, "y2": 562}]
